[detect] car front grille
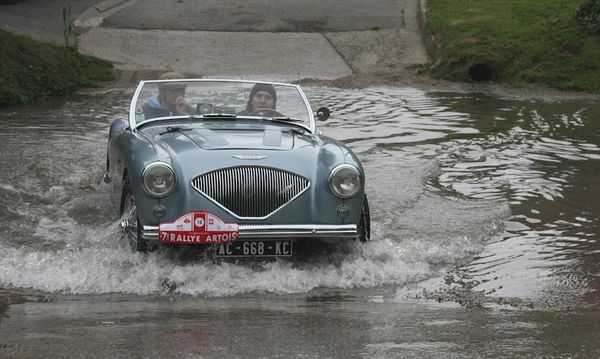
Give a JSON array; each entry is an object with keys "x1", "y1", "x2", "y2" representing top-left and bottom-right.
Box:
[{"x1": 191, "y1": 166, "x2": 310, "y2": 218}]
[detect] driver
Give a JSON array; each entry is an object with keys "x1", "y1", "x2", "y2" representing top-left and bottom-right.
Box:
[
  {"x1": 238, "y1": 83, "x2": 277, "y2": 115},
  {"x1": 142, "y1": 72, "x2": 193, "y2": 119}
]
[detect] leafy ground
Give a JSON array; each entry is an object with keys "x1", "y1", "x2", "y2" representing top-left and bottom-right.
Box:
[
  {"x1": 0, "y1": 30, "x2": 113, "y2": 106},
  {"x1": 424, "y1": 0, "x2": 600, "y2": 93}
]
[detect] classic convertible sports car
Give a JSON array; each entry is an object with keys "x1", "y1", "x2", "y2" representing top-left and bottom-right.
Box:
[{"x1": 105, "y1": 79, "x2": 369, "y2": 257}]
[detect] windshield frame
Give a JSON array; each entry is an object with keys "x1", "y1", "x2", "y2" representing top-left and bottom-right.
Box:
[{"x1": 128, "y1": 79, "x2": 316, "y2": 133}]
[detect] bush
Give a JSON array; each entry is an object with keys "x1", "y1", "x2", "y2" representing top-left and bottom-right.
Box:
[{"x1": 577, "y1": 0, "x2": 600, "y2": 35}]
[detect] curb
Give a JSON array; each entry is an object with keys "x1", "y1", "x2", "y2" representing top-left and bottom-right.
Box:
[
  {"x1": 73, "y1": 0, "x2": 137, "y2": 30},
  {"x1": 93, "y1": 0, "x2": 128, "y2": 12},
  {"x1": 416, "y1": 0, "x2": 439, "y2": 64}
]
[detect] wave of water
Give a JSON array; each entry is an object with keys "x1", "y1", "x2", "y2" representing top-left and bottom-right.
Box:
[{"x1": 0, "y1": 157, "x2": 507, "y2": 296}]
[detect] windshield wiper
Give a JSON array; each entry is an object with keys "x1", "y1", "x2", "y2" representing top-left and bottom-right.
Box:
[
  {"x1": 193, "y1": 113, "x2": 237, "y2": 119},
  {"x1": 286, "y1": 128, "x2": 309, "y2": 135},
  {"x1": 159, "y1": 126, "x2": 192, "y2": 135},
  {"x1": 271, "y1": 116, "x2": 304, "y2": 122}
]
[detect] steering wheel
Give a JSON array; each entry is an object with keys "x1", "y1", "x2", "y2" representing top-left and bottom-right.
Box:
[{"x1": 249, "y1": 108, "x2": 283, "y2": 117}]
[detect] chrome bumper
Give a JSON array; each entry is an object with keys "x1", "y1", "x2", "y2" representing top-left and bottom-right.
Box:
[{"x1": 141, "y1": 224, "x2": 358, "y2": 241}]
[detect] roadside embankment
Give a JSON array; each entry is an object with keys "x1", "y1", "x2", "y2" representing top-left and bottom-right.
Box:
[
  {"x1": 0, "y1": 30, "x2": 112, "y2": 106},
  {"x1": 422, "y1": 0, "x2": 600, "y2": 94}
]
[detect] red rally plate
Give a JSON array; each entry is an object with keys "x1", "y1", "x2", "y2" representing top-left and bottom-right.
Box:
[{"x1": 158, "y1": 211, "x2": 239, "y2": 245}]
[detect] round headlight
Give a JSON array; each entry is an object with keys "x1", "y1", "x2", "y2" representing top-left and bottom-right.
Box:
[
  {"x1": 141, "y1": 162, "x2": 176, "y2": 197},
  {"x1": 329, "y1": 164, "x2": 362, "y2": 198}
]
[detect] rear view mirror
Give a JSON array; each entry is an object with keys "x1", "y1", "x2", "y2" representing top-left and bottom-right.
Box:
[{"x1": 315, "y1": 107, "x2": 330, "y2": 121}]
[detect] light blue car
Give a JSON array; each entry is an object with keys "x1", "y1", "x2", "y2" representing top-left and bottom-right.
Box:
[{"x1": 105, "y1": 79, "x2": 369, "y2": 257}]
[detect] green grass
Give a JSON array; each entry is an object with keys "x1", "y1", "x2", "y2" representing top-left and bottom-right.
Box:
[
  {"x1": 424, "y1": 0, "x2": 600, "y2": 93},
  {"x1": 0, "y1": 30, "x2": 113, "y2": 106}
]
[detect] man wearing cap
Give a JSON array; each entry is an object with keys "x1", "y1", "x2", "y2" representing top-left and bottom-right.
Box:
[
  {"x1": 238, "y1": 83, "x2": 278, "y2": 115},
  {"x1": 142, "y1": 72, "x2": 193, "y2": 119}
]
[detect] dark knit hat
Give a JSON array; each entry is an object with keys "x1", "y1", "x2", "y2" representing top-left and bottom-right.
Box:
[{"x1": 247, "y1": 83, "x2": 277, "y2": 111}]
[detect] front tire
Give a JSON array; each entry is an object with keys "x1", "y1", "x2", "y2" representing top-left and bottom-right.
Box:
[
  {"x1": 121, "y1": 181, "x2": 150, "y2": 252},
  {"x1": 358, "y1": 195, "x2": 371, "y2": 242}
]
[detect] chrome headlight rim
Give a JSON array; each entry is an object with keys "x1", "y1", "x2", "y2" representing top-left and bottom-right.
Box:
[
  {"x1": 328, "y1": 164, "x2": 362, "y2": 199},
  {"x1": 141, "y1": 162, "x2": 176, "y2": 198}
]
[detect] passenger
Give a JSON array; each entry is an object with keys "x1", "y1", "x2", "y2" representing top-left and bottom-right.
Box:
[
  {"x1": 238, "y1": 83, "x2": 278, "y2": 115},
  {"x1": 142, "y1": 72, "x2": 193, "y2": 119}
]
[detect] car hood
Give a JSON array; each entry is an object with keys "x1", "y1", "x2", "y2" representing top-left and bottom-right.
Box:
[
  {"x1": 158, "y1": 127, "x2": 295, "y2": 151},
  {"x1": 142, "y1": 125, "x2": 346, "y2": 178}
]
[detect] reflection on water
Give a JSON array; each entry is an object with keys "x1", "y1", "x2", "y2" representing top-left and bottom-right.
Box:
[
  {"x1": 0, "y1": 87, "x2": 598, "y2": 309},
  {"x1": 313, "y1": 88, "x2": 600, "y2": 308}
]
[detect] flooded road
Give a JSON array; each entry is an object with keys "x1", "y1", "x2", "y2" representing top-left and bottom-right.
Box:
[{"x1": 0, "y1": 87, "x2": 599, "y2": 357}]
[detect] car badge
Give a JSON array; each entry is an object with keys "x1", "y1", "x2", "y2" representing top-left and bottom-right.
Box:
[{"x1": 232, "y1": 155, "x2": 267, "y2": 160}]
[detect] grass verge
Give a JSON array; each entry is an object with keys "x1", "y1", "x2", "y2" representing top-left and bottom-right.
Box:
[
  {"x1": 0, "y1": 30, "x2": 113, "y2": 106},
  {"x1": 424, "y1": 0, "x2": 600, "y2": 93}
]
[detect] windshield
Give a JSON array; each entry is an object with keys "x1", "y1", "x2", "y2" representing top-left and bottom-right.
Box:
[{"x1": 130, "y1": 80, "x2": 314, "y2": 131}]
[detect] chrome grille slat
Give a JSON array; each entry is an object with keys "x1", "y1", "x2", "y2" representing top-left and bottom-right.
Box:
[{"x1": 191, "y1": 166, "x2": 310, "y2": 218}]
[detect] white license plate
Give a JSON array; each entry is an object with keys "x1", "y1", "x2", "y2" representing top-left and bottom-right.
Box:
[{"x1": 215, "y1": 240, "x2": 293, "y2": 257}]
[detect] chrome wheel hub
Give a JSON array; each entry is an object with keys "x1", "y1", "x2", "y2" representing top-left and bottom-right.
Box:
[{"x1": 121, "y1": 192, "x2": 139, "y2": 247}]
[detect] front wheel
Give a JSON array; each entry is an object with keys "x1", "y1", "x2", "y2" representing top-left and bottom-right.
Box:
[
  {"x1": 121, "y1": 182, "x2": 150, "y2": 252},
  {"x1": 358, "y1": 195, "x2": 371, "y2": 242}
]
